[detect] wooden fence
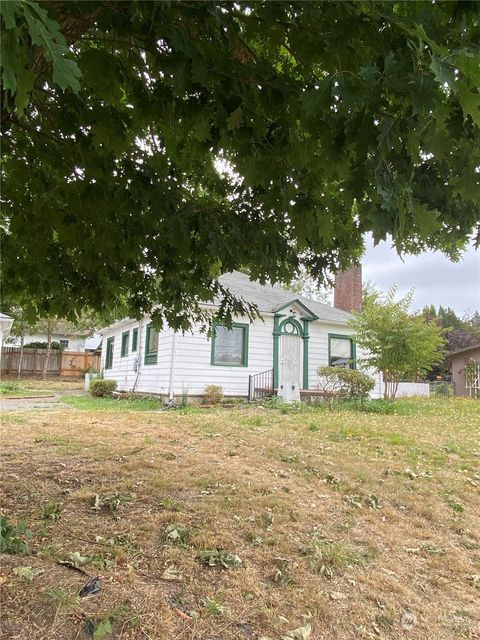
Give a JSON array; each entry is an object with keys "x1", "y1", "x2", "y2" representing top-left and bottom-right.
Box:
[{"x1": 0, "y1": 347, "x2": 100, "y2": 378}]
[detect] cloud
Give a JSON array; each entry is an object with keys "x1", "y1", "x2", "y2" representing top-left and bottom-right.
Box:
[{"x1": 362, "y1": 234, "x2": 480, "y2": 316}]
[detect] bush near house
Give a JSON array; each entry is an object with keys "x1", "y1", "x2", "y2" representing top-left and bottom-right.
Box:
[
  {"x1": 89, "y1": 379, "x2": 117, "y2": 398},
  {"x1": 317, "y1": 366, "x2": 375, "y2": 408},
  {"x1": 203, "y1": 385, "x2": 224, "y2": 404}
]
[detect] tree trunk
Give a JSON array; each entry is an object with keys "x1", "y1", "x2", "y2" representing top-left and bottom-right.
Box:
[
  {"x1": 42, "y1": 328, "x2": 52, "y2": 380},
  {"x1": 17, "y1": 334, "x2": 24, "y2": 380},
  {"x1": 383, "y1": 370, "x2": 388, "y2": 400}
]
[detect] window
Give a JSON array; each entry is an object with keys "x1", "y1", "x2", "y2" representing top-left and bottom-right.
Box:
[
  {"x1": 59, "y1": 339, "x2": 69, "y2": 349},
  {"x1": 105, "y1": 337, "x2": 114, "y2": 369},
  {"x1": 121, "y1": 330, "x2": 129, "y2": 357},
  {"x1": 145, "y1": 323, "x2": 158, "y2": 365},
  {"x1": 211, "y1": 323, "x2": 249, "y2": 367},
  {"x1": 329, "y1": 334, "x2": 355, "y2": 369},
  {"x1": 131, "y1": 328, "x2": 138, "y2": 352}
]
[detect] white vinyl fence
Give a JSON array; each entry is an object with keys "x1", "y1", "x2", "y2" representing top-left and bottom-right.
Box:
[{"x1": 396, "y1": 382, "x2": 430, "y2": 398}]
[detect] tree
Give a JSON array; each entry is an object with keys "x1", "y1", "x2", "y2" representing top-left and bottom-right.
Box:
[
  {"x1": 350, "y1": 288, "x2": 445, "y2": 400},
  {"x1": 284, "y1": 267, "x2": 330, "y2": 304},
  {"x1": 5, "y1": 306, "x2": 34, "y2": 379},
  {"x1": 1, "y1": 1, "x2": 479, "y2": 329},
  {"x1": 34, "y1": 316, "x2": 64, "y2": 380},
  {"x1": 421, "y1": 304, "x2": 480, "y2": 379}
]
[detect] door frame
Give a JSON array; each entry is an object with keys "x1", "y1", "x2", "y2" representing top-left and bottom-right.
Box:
[{"x1": 273, "y1": 315, "x2": 311, "y2": 390}]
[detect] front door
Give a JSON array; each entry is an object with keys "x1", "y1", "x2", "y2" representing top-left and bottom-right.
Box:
[{"x1": 278, "y1": 333, "x2": 301, "y2": 402}]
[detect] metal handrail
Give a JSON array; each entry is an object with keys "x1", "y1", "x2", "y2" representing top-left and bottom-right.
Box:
[{"x1": 248, "y1": 368, "x2": 274, "y2": 401}]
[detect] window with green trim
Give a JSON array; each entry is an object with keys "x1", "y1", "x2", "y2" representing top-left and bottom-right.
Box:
[
  {"x1": 329, "y1": 334, "x2": 355, "y2": 369},
  {"x1": 211, "y1": 323, "x2": 249, "y2": 367},
  {"x1": 105, "y1": 337, "x2": 114, "y2": 369},
  {"x1": 145, "y1": 323, "x2": 158, "y2": 365},
  {"x1": 131, "y1": 328, "x2": 138, "y2": 352},
  {"x1": 121, "y1": 330, "x2": 129, "y2": 357}
]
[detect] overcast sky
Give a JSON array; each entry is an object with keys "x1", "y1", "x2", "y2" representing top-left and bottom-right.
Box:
[{"x1": 361, "y1": 234, "x2": 480, "y2": 317}]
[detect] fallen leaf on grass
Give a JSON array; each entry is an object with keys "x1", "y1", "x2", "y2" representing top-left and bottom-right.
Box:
[
  {"x1": 401, "y1": 612, "x2": 417, "y2": 630},
  {"x1": 67, "y1": 551, "x2": 90, "y2": 565},
  {"x1": 13, "y1": 566, "x2": 44, "y2": 582},
  {"x1": 162, "y1": 564, "x2": 182, "y2": 581},
  {"x1": 282, "y1": 622, "x2": 312, "y2": 639}
]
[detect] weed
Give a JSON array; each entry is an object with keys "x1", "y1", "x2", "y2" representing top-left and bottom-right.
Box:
[
  {"x1": 271, "y1": 556, "x2": 295, "y2": 586},
  {"x1": 0, "y1": 516, "x2": 32, "y2": 554},
  {"x1": 42, "y1": 501, "x2": 63, "y2": 521},
  {"x1": 165, "y1": 523, "x2": 192, "y2": 544},
  {"x1": 309, "y1": 540, "x2": 364, "y2": 577},
  {"x1": 159, "y1": 497, "x2": 181, "y2": 511},
  {"x1": 447, "y1": 501, "x2": 465, "y2": 513},
  {"x1": 280, "y1": 453, "x2": 298, "y2": 463},
  {"x1": 199, "y1": 548, "x2": 242, "y2": 569},
  {"x1": 201, "y1": 596, "x2": 228, "y2": 616},
  {"x1": 91, "y1": 604, "x2": 131, "y2": 639},
  {"x1": 92, "y1": 493, "x2": 134, "y2": 513}
]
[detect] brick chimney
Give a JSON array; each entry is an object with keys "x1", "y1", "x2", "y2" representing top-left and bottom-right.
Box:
[{"x1": 334, "y1": 265, "x2": 362, "y2": 313}]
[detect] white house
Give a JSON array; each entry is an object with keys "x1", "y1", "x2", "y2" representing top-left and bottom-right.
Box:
[{"x1": 99, "y1": 270, "x2": 382, "y2": 400}]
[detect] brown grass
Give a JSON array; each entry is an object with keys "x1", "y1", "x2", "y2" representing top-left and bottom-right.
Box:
[{"x1": 1, "y1": 399, "x2": 479, "y2": 639}]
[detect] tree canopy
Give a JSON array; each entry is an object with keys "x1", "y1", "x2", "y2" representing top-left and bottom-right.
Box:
[{"x1": 1, "y1": 1, "x2": 479, "y2": 328}]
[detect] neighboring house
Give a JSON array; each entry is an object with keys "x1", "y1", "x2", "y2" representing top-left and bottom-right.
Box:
[
  {"x1": 0, "y1": 313, "x2": 14, "y2": 346},
  {"x1": 446, "y1": 343, "x2": 480, "y2": 398},
  {"x1": 8, "y1": 328, "x2": 101, "y2": 352},
  {"x1": 99, "y1": 269, "x2": 382, "y2": 400}
]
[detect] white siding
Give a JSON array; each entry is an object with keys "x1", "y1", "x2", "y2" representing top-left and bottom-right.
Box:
[
  {"x1": 171, "y1": 316, "x2": 274, "y2": 397},
  {"x1": 102, "y1": 320, "x2": 174, "y2": 394}
]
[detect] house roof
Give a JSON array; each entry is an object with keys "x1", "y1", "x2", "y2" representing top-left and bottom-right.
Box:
[
  {"x1": 100, "y1": 271, "x2": 353, "y2": 334},
  {"x1": 445, "y1": 343, "x2": 480, "y2": 358},
  {"x1": 216, "y1": 271, "x2": 352, "y2": 324}
]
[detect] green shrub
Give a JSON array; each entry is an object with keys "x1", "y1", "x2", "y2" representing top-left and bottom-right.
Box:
[
  {"x1": 336, "y1": 368, "x2": 375, "y2": 408},
  {"x1": 317, "y1": 366, "x2": 375, "y2": 408},
  {"x1": 24, "y1": 341, "x2": 62, "y2": 349},
  {"x1": 203, "y1": 385, "x2": 224, "y2": 404},
  {"x1": 90, "y1": 379, "x2": 117, "y2": 397}
]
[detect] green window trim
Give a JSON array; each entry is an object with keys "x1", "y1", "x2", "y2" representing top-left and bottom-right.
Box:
[
  {"x1": 144, "y1": 323, "x2": 158, "y2": 365},
  {"x1": 328, "y1": 333, "x2": 356, "y2": 369},
  {"x1": 121, "y1": 330, "x2": 129, "y2": 357},
  {"x1": 211, "y1": 322, "x2": 249, "y2": 367},
  {"x1": 105, "y1": 337, "x2": 114, "y2": 369},
  {"x1": 131, "y1": 328, "x2": 138, "y2": 352}
]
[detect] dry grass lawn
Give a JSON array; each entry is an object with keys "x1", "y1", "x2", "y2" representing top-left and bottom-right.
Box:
[
  {"x1": 1, "y1": 378, "x2": 84, "y2": 398},
  {"x1": 1, "y1": 398, "x2": 479, "y2": 640}
]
